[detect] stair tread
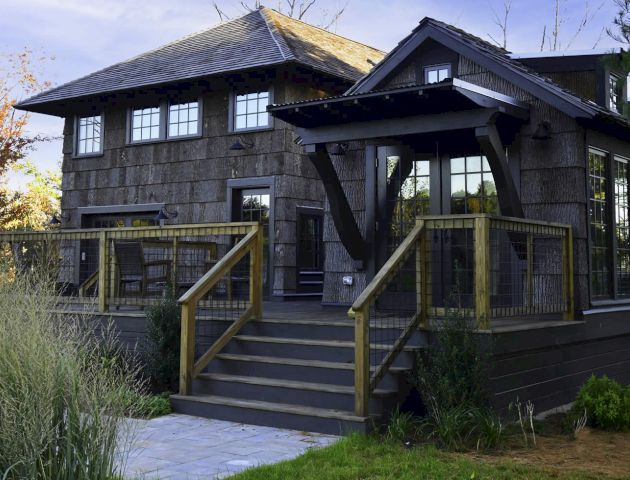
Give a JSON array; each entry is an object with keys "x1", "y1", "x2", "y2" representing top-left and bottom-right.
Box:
[
  {"x1": 170, "y1": 394, "x2": 370, "y2": 422},
  {"x1": 201, "y1": 317, "x2": 408, "y2": 329},
  {"x1": 215, "y1": 352, "x2": 411, "y2": 374},
  {"x1": 197, "y1": 372, "x2": 397, "y2": 396},
  {"x1": 233, "y1": 334, "x2": 421, "y2": 351}
]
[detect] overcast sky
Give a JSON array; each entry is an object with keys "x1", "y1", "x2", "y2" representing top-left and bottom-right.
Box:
[{"x1": 1, "y1": 0, "x2": 624, "y2": 188}]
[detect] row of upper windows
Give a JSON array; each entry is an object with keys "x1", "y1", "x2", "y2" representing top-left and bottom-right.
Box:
[{"x1": 74, "y1": 90, "x2": 271, "y2": 157}]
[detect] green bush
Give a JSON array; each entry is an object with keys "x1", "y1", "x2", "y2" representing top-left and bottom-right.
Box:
[
  {"x1": 571, "y1": 375, "x2": 630, "y2": 431},
  {"x1": 0, "y1": 268, "x2": 141, "y2": 480},
  {"x1": 123, "y1": 391, "x2": 172, "y2": 419},
  {"x1": 143, "y1": 287, "x2": 181, "y2": 393},
  {"x1": 385, "y1": 407, "x2": 420, "y2": 442}
]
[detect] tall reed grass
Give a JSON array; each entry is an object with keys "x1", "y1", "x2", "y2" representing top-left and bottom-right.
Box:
[{"x1": 0, "y1": 264, "x2": 141, "y2": 479}]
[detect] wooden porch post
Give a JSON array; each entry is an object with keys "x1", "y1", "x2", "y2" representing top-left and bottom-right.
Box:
[
  {"x1": 250, "y1": 223, "x2": 264, "y2": 319},
  {"x1": 354, "y1": 305, "x2": 370, "y2": 417},
  {"x1": 179, "y1": 302, "x2": 196, "y2": 395},
  {"x1": 97, "y1": 231, "x2": 109, "y2": 313},
  {"x1": 416, "y1": 219, "x2": 428, "y2": 329},
  {"x1": 562, "y1": 226, "x2": 575, "y2": 321},
  {"x1": 474, "y1": 216, "x2": 491, "y2": 329}
]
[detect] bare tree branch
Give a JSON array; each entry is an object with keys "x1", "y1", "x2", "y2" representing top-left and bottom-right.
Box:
[
  {"x1": 566, "y1": 0, "x2": 605, "y2": 50},
  {"x1": 488, "y1": 0, "x2": 512, "y2": 49},
  {"x1": 540, "y1": 24, "x2": 547, "y2": 51}
]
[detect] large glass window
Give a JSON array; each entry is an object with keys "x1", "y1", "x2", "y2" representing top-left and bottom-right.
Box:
[
  {"x1": 589, "y1": 149, "x2": 611, "y2": 298},
  {"x1": 615, "y1": 156, "x2": 630, "y2": 296},
  {"x1": 131, "y1": 107, "x2": 161, "y2": 142},
  {"x1": 76, "y1": 115, "x2": 102, "y2": 155},
  {"x1": 610, "y1": 73, "x2": 622, "y2": 113},
  {"x1": 168, "y1": 101, "x2": 199, "y2": 138},
  {"x1": 450, "y1": 155, "x2": 498, "y2": 214},
  {"x1": 234, "y1": 91, "x2": 270, "y2": 130}
]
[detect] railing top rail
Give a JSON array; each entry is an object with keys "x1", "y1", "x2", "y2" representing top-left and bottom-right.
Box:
[
  {"x1": 418, "y1": 214, "x2": 572, "y2": 232},
  {"x1": 351, "y1": 221, "x2": 425, "y2": 312},
  {"x1": 178, "y1": 227, "x2": 259, "y2": 305},
  {"x1": 0, "y1": 222, "x2": 260, "y2": 241}
]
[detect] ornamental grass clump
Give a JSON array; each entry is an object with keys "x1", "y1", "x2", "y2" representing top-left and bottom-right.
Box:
[{"x1": 0, "y1": 266, "x2": 141, "y2": 480}]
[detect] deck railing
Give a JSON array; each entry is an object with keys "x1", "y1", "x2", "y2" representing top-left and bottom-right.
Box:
[{"x1": 349, "y1": 214, "x2": 574, "y2": 417}]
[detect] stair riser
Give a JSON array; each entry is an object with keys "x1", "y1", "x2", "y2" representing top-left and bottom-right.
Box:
[
  {"x1": 170, "y1": 397, "x2": 370, "y2": 435},
  {"x1": 206, "y1": 358, "x2": 402, "y2": 390},
  {"x1": 192, "y1": 378, "x2": 387, "y2": 413},
  {"x1": 222, "y1": 340, "x2": 417, "y2": 367}
]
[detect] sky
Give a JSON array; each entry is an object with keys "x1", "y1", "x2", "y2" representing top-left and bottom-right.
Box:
[{"x1": 1, "y1": 0, "x2": 624, "y2": 189}]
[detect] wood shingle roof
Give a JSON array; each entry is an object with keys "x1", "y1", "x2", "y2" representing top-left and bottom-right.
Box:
[{"x1": 16, "y1": 7, "x2": 384, "y2": 113}]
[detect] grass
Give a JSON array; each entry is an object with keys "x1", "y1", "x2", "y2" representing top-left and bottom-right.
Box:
[{"x1": 230, "y1": 433, "x2": 619, "y2": 480}]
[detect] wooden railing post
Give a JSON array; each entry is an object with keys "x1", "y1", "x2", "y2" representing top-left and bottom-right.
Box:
[
  {"x1": 526, "y1": 233, "x2": 534, "y2": 308},
  {"x1": 179, "y1": 302, "x2": 196, "y2": 395},
  {"x1": 474, "y1": 216, "x2": 491, "y2": 329},
  {"x1": 354, "y1": 305, "x2": 370, "y2": 417},
  {"x1": 562, "y1": 226, "x2": 575, "y2": 321},
  {"x1": 416, "y1": 219, "x2": 428, "y2": 329},
  {"x1": 98, "y1": 231, "x2": 109, "y2": 313},
  {"x1": 172, "y1": 237, "x2": 178, "y2": 290},
  {"x1": 250, "y1": 224, "x2": 264, "y2": 319}
]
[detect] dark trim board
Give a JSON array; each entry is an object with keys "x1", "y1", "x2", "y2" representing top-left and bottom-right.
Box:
[{"x1": 489, "y1": 311, "x2": 630, "y2": 412}]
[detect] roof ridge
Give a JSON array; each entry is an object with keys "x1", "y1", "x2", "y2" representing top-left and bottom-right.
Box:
[
  {"x1": 259, "y1": 7, "x2": 294, "y2": 61},
  {"x1": 260, "y1": 6, "x2": 385, "y2": 56},
  {"x1": 18, "y1": 9, "x2": 265, "y2": 106}
]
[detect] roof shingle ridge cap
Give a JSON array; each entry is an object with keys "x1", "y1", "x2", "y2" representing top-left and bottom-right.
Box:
[
  {"x1": 260, "y1": 6, "x2": 385, "y2": 55},
  {"x1": 259, "y1": 7, "x2": 293, "y2": 61},
  {"x1": 17, "y1": 9, "x2": 263, "y2": 106}
]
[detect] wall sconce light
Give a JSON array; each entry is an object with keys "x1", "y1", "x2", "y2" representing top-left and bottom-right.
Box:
[
  {"x1": 329, "y1": 143, "x2": 349, "y2": 156},
  {"x1": 229, "y1": 136, "x2": 255, "y2": 151},
  {"x1": 532, "y1": 121, "x2": 552, "y2": 140},
  {"x1": 48, "y1": 212, "x2": 70, "y2": 226},
  {"x1": 154, "y1": 207, "x2": 179, "y2": 221}
]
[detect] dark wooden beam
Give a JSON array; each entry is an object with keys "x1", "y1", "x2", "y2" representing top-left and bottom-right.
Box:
[
  {"x1": 475, "y1": 123, "x2": 524, "y2": 218},
  {"x1": 305, "y1": 144, "x2": 367, "y2": 264},
  {"x1": 297, "y1": 108, "x2": 500, "y2": 146}
]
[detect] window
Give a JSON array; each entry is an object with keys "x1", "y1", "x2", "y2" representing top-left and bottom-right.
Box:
[
  {"x1": 131, "y1": 106, "x2": 161, "y2": 142},
  {"x1": 168, "y1": 101, "x2": 199, "y2": 138},
  {"x1": 589, "y1": 149, "x2": 610, "y2": 298},
  {"x1": 450, "y1": 155, "x2": 498, "y2": 214},
  {"x1": 234, "y1": 91, "x2": 270, "y2": 130},
  {"x1": 76, "y1": 115, "x2": 102, "y2": 155},
  {"x1": 424, "y1": 64, "x2": 451, "y2": 84},
  {"x1": 129, "y1": 100, "x2": 201, "y2": 143},
  {"x1": 610, "y1": 73, "x2": 621, "y2": 113},
  {"x1": 615, "y1": 156, "x2": 630, "y2": 296}
]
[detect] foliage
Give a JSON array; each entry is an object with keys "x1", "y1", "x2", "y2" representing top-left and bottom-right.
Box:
[
  {"x1": 571, "y1": 375, "x2": 630, "y2": 431},
  {"x1": 229, "y1": 433, "x2": 607, "y2": 480},
  {"x1": 385, "y1": 407, "x2": 420, "y2": 443},
  {"x1": 0, "y1": 266, "x2": 141, "y2": 479},
  {"x1": 143, "y1": 287, "x2": 181, "y2": 393},
  {"x1": 120, "y1": 390, "x2": 172, "y2": 419}
]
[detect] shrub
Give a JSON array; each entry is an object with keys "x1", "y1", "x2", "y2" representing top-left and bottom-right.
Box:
[
  {"x1": 0, "y1": 267, "x2": 141, "y2": 479},
  {"x1": 385, "y1": 407, "x2": 420, "y2": 442},
  {"x1": 143, "y1": 287, "x2": 181, "y2": 393},
  {"x1": 571, "y1": 375, "x2": 630, "y2": 431},
  {"x1": 123, "y1": 391, "x2": 172, "y2": 419}
]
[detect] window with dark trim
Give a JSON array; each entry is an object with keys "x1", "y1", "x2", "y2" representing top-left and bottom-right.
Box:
[
  {"x1": 233, "y1": 91, "x2": 270, "y2": 130},
  {"x1": 129, "y1": 99, "x2": 201, "y2": 144},
  {"x1": 168, "y1": 101, "x2": 199, "y2": 138},
  {"x1": 76, "y1": 114, "x2": 103, "y2": 155},
  {"x1": 589, "y1": 149, "x2": 610, "y2": 298},
  {"x1": 615, "y1": 156, "x2": 630, "y2": 296},
  {"x1": 131, "y1": 107, "x2": 161, "y2": 142},
  {"x1": 450, "y1": 155, "x2": 498, "y2": 214},
  {"x1": 609, "y1": 73, "x2": 622, "y2": 113},
  {"x1": 424, "y1": 64, "x2": 451, "y2": 84}
]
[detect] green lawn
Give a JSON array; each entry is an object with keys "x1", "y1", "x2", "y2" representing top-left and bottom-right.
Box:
[{"x1": 231, "y1": 434, "x2": 618, "y2": 480}]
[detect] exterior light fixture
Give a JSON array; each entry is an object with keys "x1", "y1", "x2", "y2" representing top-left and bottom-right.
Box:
[
  {"x1": 48, "y1": 212, "x2": 70, "y2": 226},
  {"x1": 532, "y1": 121, "x2": 552, "y2": 140},
  {"x1": 329, "y1": 143, "x2": 348, "y2": 156},
  {"x1": 154, "y1": 207, "x2": 179, "y2": 221},
  {"x1": 229, "y1": 137, "x2": 255, "y2": 151}
]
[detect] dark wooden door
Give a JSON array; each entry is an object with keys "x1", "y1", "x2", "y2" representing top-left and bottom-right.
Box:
[{"x1": 296, "y1": 208, "x2": 324, "y2": 294}]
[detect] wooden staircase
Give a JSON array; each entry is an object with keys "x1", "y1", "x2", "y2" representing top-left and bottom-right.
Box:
[{"x1": 171, "y1": 312, "x2": 426, "y2": 434}]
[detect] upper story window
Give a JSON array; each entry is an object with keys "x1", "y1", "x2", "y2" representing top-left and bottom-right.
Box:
[
  {"x1": 129, "y1": 99, "x2": 201, "y2": 144},
  {"x1": 76, "y1": 114, "x2": 102, "y2": 156},
  {"x1": 609, "y1": 73, "x2": 623, "y2": 113},
  {"x1": 168, "y1": 101, "x2": 199, "y2": 138},
  {"x1": 424, "y1": 64, "x2": 451, "y2": 84},
  {"x1": 234, "y1": 91, "x2": 270, "y2": 131},
  {"x1": 132, "y1": 106, "x2": 161, "y2": 142}
]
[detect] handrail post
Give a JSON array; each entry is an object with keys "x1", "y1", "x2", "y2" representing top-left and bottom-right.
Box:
[
  {"x1": 250, "y1": 224, "x2": 264, "y2": 319},
  {"x1": 354, "y1": 305, "x2": 370, "y2": 417},
  {"x1": 562, "y1": 226, "x2": 575, "y2": 321},
  {"x1": 179, "y1": 302, "x2": 196, "y2": 395},
  {"x1": 97, "y1": 231, "x2": 109, "y2": 313},
  {"x1": 416, "y1": 219, "x2": 428, "y2": 329},
  {"x1": 474, "y1": 216, "x2": 491, "y2": 329}
]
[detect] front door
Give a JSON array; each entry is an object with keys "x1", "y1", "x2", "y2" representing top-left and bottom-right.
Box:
[{"x1": 376, "y1": 146, "x2": 499, "y2": 308}]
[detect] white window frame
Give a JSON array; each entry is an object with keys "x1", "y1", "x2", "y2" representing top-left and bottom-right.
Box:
[
  {"x1": 230, "y1": 88, "x2": 274, "y2": 133},
  {"x1": 424, "y1": 64, "x2": 451, "y2": 84},
  {"x1": 74, "y1": 113, "x2": 104, "y2": 157},
  {"x1": 609, "y1": 72, "x2": 622, "y2": 113}
]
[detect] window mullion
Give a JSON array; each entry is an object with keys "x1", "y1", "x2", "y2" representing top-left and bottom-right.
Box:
[{"x1": 608, "y1": 152, "x2": 619, "y2": 298}]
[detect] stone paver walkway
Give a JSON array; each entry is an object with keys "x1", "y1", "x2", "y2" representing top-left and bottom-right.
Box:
[{"x1": 120, "y1": 414, "x2": 338, "y2": 479}]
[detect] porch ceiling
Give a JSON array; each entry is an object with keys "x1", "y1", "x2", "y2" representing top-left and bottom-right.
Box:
[{"x1": 268, "y1": 78, "x2": 529, "y2": 130}]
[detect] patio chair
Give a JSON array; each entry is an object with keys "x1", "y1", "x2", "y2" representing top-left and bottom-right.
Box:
[{"x1": 114, "y1": 241, "x2": 171, "y2": 297}]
